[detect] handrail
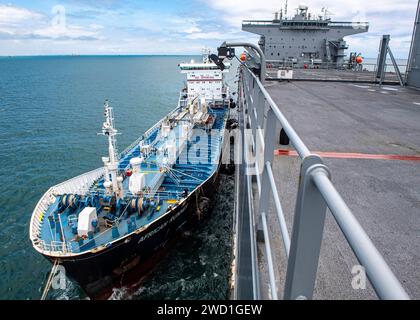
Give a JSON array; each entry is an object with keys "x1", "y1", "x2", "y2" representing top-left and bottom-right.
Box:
[
  {"x1": 53, "y1": 167, "x2": 104, "y2": 194},
  {"x1": 266, "y1": 161, "x2": 290, "y2": 256},
  {"x1": 242, "y1": 20, "x2": 368, "y2": 28},
  {"x1": 30, "y1": 167, "x2": 105, "y2": 254},
  {"x1": 239, "y1": 64, "x2": 410, "y2": 300},
  {"x1": 247, "y1": 69, "x2": 310, "y2": 159},
  {"x1": 29, "y1": 187, "x2": 56, "y2": 244},
  {"x1": 311, "y1": 172, "x2": 410, "y2": 300},
  {"x1": 120, "y1": 95, "x2": 184, "y2": 158},
  {"x1": 222, "y1": 42, "x2": 266, "y2": 84}
]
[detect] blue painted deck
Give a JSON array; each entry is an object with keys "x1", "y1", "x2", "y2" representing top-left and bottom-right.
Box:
[{"x1": 39, "y1": 107, "x2": 228, "y2": 253}]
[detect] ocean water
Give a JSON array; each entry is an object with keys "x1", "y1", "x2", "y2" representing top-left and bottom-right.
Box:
[
  {"x1": 361, "y1": 58, "x2": 408, "y2": 73},
  {"x1": 0, "y1": 56, "x2": 236, "y2": 300}
]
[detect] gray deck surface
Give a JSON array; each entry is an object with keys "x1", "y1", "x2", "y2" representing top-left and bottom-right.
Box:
[{"x1": 257, "y1": 81, "x2": 420, "y2": 299}]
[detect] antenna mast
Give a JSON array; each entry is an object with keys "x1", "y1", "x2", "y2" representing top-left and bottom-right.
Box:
[
  {"x1": 100, "y1": 100, "x2": 123, "y2": 198},
  {"x1": 285, "y1": 0, "x2": 288, "y2": 17}
]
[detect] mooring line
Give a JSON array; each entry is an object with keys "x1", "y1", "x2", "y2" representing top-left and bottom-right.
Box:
[{"x1": 41, "y1": 259, "x2": 60, "y2": 300}]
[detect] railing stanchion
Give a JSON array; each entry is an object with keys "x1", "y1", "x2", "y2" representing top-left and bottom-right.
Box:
[
  {"x1": 234, "y1": 64, "x2": 410, "y2": 300},
  {"x1": 311, "y1": 172, "x2": 411, "y2": 300},
  {"x1": 256, "y1": 89, "x2": 265, "y2": 130},
  {"x1": 257, "y1": 108, "x2": 277, "y2": 243},
  {"x1": 284, "y1": 155, "x2": 329, "y2": 300},
  {"x1": 251, "y1": 78, "x2": 257, "y2": 146}
]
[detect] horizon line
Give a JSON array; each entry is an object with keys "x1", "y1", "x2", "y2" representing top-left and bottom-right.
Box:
[
  {"x1": 0, "y1": 54, "x2": 392, "y2": 60},
  {"x1": 0, "y1": 53, "x2": 203, "y2": 58}
]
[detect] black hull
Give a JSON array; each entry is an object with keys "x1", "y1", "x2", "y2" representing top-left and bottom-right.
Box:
[{"x1": 43, "y1": 168, "x2": 221, "y2": 299}]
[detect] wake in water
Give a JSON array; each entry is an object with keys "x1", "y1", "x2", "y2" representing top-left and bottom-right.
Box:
[
  {"x1": 46, "y1": 173, "x2": 234, "y2": 300},
  {"x1": 114, "y1": 173, "x2": 234, "y2": 300}
]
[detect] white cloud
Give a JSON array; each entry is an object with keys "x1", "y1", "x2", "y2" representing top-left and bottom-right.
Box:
[
  {"x1": 123, "y1": 12, "x2": 204, "y2": 36},
  {"x1": 32, "y1": 24, "x2": 103, "y2": 40},
  {"x1": 206, "y1": 0, "x2": 415, "y2": 21},
  {"x1": 204, "y1": 0, "x2": 417, "y2": 58},
  {"x1": 0, "y1": 1, "x2": 417, "y2": 57},
  {"x1": 88, "y1": 24, "x2": 104, "y2": 31},
  {"x1": 183, "y1": 26, "x2": 201, "y2": 34},
  {"x1": 0, "y1": 4, "x2": 44, "y2": 25},
  {"x1": 186, "y1": 31, "x2": 228, "y2": 40},
  {"x1": 0, "y1": 4, "x2": 103, "y2": 41}
]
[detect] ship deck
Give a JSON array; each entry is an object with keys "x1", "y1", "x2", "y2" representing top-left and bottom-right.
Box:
[
  {"x1": 37, "y1": 107, "x2": 227, "y2": 255},
  {"x1": 257, "y1": 80, "x2": 420, "y2": 299},
  {"x1": 267, "y1": 69, "x2": 402, "y2": 84}
]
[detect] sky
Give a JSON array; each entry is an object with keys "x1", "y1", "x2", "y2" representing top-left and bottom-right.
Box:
[{"x1": 0, "y1": 0, "x2": 417, "y2": 58}]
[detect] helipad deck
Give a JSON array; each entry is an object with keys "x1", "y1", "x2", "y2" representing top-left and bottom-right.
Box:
[
  {"x1": 267, "y1": 68, "x2": 402, "y2": 84},
  {"x1": 258, "y1": 80, "x2": 420, "y2": 299}
]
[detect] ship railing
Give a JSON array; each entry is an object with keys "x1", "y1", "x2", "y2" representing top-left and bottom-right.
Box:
[
  {"x1": 266, "y1": 61, "x2": 407, "y2": 84},
  {"x1": 242, "y1": 20, "x2": 278, "y2": 26},
  {"x1": 242, "y1": 20, "x2": 369, "y2": 29},
  {"x1": 242, "y1": 20, "x2": 320, "y2": 26},
  {"x1": 238, "y1": 65, "x2": 410, "y2": 300},
  {"x1": 328, "y1": 21, "x2": 369, "y2": 29},
  {"x1": 29, "y1": 187, "x2": 58, "y2": 250},
  {"x1": 120, "y1": 113, "x2": 166, "y2": 158},
  {"x1": 37, "y1": 240, "x2": 74, "y2": 254},
  {"x1": 30, "y1": 168, "x2": 105, "y2": 254},
  {"x1": 81, "y1": 189, "x2": 183, "y2": 200},
  {"x1": 119, "y1": 124, "x2": 158, "y2": 159},
  {"x1": 127, "y1": 191, "x2": 183, "y2": 200},
  {"x1": 120, "y1": 95, "x2": 185, "y2": 159},
  {"x1": 53, "y1": 167, "x2": 105, "y2": 195}
]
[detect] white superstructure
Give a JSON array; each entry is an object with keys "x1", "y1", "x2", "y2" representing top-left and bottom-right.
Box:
[{"x1": 179, "y1": 50, "x2": 230, "y2": 102}]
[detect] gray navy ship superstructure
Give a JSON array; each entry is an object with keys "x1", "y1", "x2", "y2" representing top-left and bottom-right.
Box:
[{"x1": 242, "y1": 4, "x2": 369, "y2": 67}]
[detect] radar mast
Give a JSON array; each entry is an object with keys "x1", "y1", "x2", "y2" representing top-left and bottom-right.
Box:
[{"x1": 100, "y1": 100, "x2": 123, "y2": 198}]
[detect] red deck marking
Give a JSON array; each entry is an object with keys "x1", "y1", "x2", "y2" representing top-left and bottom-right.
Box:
[{"x1": 274, "y1": 149, "x2": 420, "y2": 161}]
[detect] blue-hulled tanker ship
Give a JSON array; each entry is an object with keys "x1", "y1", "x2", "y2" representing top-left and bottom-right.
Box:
[{"x1": 29, "y1": 53, "x2": 232, "y2": 299}]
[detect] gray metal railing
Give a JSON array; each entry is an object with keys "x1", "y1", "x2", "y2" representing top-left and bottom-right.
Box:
[
  {"x1": 242, "y1": 20, "x2": 369, "y2": 29},
  {"x1": 265, "y1": 62, "x2": 407, "y2": 84},
  {"x1": 239, "y1": 64, "x2": 410, "y2": 300}
]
